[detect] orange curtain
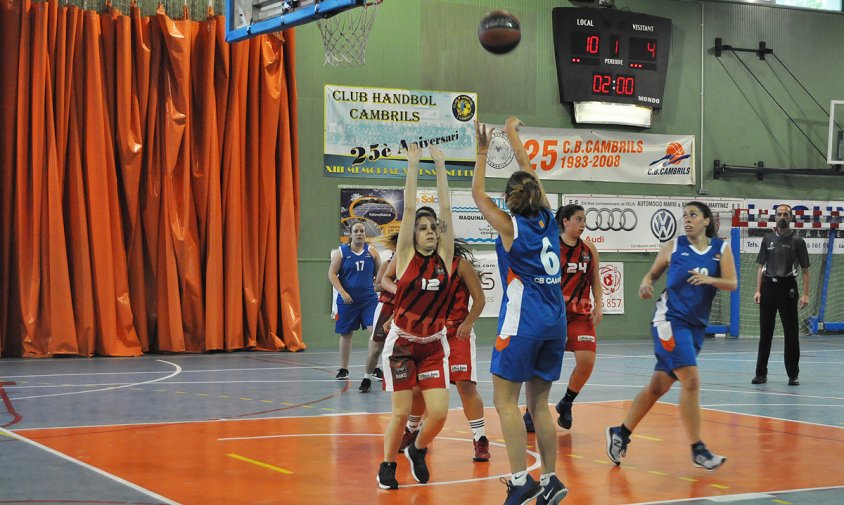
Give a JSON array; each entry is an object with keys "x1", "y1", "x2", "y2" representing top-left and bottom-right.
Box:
[{"x1": 0, "y1": 0, "x2": 304, "y2": 357}]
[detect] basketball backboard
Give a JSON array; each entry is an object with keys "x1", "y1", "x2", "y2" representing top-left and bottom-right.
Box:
[
  {"x1": 225, "y1": 0, "x2": 362, "y2": 42},
  {"x1": 828, "y1": 100, "x2": 844, "y2": 165}
]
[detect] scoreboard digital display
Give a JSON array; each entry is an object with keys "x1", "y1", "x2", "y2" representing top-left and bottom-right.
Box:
[{"x1": 552, "y1": 8, "x2": 672, "y2": 108}]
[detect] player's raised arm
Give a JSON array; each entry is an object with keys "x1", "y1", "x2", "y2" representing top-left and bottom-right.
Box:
[
  {"x1": 396, "y1": 144, "x2": 422, "y2": 278},
  {"x1": 430, "y1": 145, "x2": 454, "y2": 275},
  {"x1": 504, "y1": 116, "x2": 551, "y2": 210}
]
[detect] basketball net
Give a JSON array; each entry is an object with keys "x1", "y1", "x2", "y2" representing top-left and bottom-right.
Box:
[{"x1": 316, "y1": 0, "x2": 382, "y2": 67}]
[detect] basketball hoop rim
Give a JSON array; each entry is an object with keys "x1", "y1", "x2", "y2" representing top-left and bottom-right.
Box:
[{"x1": 315, "y1": 0, "x2": 382, "y2": 20}]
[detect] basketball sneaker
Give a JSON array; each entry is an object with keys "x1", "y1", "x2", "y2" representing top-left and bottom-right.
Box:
[
  {"x1": 605, "y1": 426, "x2": 630, "y2": 465},
  {"x1": 335, "y1": 368, "x2": 349, "y2": 380},
  {"x1": 373, "y1": 367, "x2": 384, "y2": 380},
  {"x1": 501, "y1": 475, "x2": 542, "y2": 505},
  {"x1": 536, "y1": 474, "x2": 568, "y2": 505},
  {"x1": 692, "y1": 442, "x2": 727, "y2": 471},
  {"x1": 556, "y1": 400, "x2": 573, "y2": 430},
  {"x1": 376, "y1": 461, "x2": 398, "y2": 490},
  {"x1": 404, "y1": 442, "x2": 430, "y2": 483},
  {"x1": 473, "y1": 436, "x2": 490, "y2": 462},
  {"x1": 523, "y1": 410, "x2": 535, "y2": 433},
  {"x1": 358, "y1": 377, "x2": 371, "y2": 392}
]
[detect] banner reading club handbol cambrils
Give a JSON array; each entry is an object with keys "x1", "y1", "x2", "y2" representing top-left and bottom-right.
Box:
[
  {"x1": 484, "y1": 125, "x2": 695, "y2": 185},
  {"x1": 325, "y1": 85, "x2": 477, "y2": 180}
]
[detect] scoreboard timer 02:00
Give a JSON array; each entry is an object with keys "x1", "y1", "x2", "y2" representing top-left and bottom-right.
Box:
[{"x1": 552, "y1": 7, "x2": 672, "y2": 108}]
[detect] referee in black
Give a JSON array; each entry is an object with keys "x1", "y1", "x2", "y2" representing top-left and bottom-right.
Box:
[{"x1": 752, "y1": 204, "x2": 810, "y2": 386}]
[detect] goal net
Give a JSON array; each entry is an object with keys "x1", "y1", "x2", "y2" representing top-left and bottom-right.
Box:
[{"x1": 707, "y1": 209, "x2": 844, "y2": 337}]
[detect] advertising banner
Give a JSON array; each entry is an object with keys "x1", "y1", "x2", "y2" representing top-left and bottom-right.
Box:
[
  {"x1": 562, "y1": 195, "x2": 745, "y2": 252},
  {"x1": 483, "y1": 125, "x2": 696, "y2": 185},
  {"x1": 340, "y1": 187, "x2": 558, "y2": 244},
  {"x1": 597, "y1": 262, "x2": 625, "y2": 315},
  {"x1": 741, "y1": 199, "x2": 844, "y2": 255},
  {"x1": 324, "y1": 85, "x2": 477, "y2": 180},
  {"x1": 339, "y1": 187, "x2": 404, "y2": 243},
  {"x1": 416, "y1": 190, "x2": 560, "y2": 244},
  {"x1": 473, "y1": 251, "x2": 504, "y2": 318}
]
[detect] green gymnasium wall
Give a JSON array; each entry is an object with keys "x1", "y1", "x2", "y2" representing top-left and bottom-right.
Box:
[{"x1": 295, "y1": 0, "x2": 844, "y2": 348}]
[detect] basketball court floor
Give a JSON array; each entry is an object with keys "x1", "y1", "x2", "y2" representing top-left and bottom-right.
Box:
[{"x1": 2, "y1": 336, "x2": 843, "y2": 504}]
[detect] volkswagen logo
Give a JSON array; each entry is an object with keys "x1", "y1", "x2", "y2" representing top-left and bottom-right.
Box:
[
  {"x1": 585, "y1": 208, "x2": 638, "y2": 232},
  {"x1": 651, "y1": 209, "x2": 677, "y2": 242}
]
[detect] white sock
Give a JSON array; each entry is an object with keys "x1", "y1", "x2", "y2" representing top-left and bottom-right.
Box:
[
  {"x1": 407, "y1": 415, "x2": 423, "y2": 432},
  {"x1": 510, "y1": 471, "x2": 528, "y2": 486},
  {"x1": 468, "y1": 417, "x2": 486, "y2": 441},
  {"x1": 540, "y1": 472, "x2": 555, "y2": 487},
  {"x1": 363, "y1": 373, "x2": 371, "y2": 380}
]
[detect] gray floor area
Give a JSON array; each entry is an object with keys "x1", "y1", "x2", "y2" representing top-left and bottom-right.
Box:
[{"x1": 1, "y1": 335, "x2": 843, "y2": 504}]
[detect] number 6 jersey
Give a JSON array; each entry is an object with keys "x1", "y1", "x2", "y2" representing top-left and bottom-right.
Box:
[{"x1": 496, "y1": 207, "x2": 566, "y2": 340}]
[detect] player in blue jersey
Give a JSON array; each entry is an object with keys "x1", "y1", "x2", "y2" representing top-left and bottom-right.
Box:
[
  {"x1": 605, "y1": 201, "x2": 737, "y2": 472},
  {"x1": 328, "y1": 221, "x2": 381, "y2": 379},
  {"x1": 473, "y1": 117, "x2": 568, "y2": 505}
]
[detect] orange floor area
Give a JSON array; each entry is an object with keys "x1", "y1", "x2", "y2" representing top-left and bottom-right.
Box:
[{"x1": 17, "y1": 401, "x2": 844, "y2": 505}]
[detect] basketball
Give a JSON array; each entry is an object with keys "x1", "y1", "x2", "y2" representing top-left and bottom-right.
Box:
[{"x1": 478, "y1": 10, "x2": 521, "y2": 54}]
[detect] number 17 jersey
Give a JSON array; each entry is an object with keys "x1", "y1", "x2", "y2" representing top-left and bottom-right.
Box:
[{"x1": 496, "y1": 207, "x2": 566, "y2": 340}]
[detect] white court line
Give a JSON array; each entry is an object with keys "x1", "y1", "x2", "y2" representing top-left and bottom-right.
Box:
[
  {"x1": 216, "y1": 433, "x2": 541, "y2": 488},
  {"x1": 10, "y1": 403, "x2": 581, "y2": 432},
  {"x1": 6, "y1": 379, "x2": 379, "y2": 389},
  {"x1": 703, "y1": 403, "x2": 844, "y2": 408},
  {"x1": 0, "y1": 426, "x2": 180, "y2": 504},
  {"x1": 695, "y1": 386, "x2": 844, "y2": 402},
  {"x1": 4, "y1": 348, "x2": 843, "y2": 379},
  {"x1": 11, "y1": 360, "x2": 182, "y2": 400},
  {"x1": 12, "y1": 398, "x2": 844, "y2": 433},
  {"x1": 698, "y1": 404, "x2": 844, "y2": 430},
  {"x1": 1, "y1": 365, "x2": 324, "y2": 379},
  {"x1": 623, "y1": 484, "x2": 844, "y2": 505},
  {"x1": 1, "y1": 363, "x2": 375, "y2": 379}
]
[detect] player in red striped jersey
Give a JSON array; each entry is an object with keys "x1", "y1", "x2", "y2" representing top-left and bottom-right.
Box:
[
  {"x1": 377, "y1": 144, "x2": 455, "y2": 491},
  {"x1": 553, "y1": 204, "x2": 602, "y2": 429},
  {"x1": 387, "y1": 239, "x2": 490, "y2": 463},
  {"x1": 444, "y1": 242, "x2": 489, "y2": 461}
]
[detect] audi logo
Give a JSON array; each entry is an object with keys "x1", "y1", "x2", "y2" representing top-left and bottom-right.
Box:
[{"x1": 585, "y1": 208, "x2": 638, "y2": 231}]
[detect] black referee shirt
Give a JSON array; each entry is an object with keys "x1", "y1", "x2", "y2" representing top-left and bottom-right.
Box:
[{"x1": 757, "y1": 230, "x2": 810, "y2": 278}]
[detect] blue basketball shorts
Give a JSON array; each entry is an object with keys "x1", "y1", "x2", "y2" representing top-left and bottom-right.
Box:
[
  {"x1": 490, "y1": 333, "x2": 565, "y2": 383},
  {"x1": 335, "y1": 297, "x2": 378, "y2": 335},
  {"x1": 652, "y1": 319, "x2": 705, "y2": 378}
]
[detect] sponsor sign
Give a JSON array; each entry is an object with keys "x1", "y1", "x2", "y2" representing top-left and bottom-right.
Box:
[
  {"x1": 597, "y1": 262, "x2": 624, "y2": 315},
  {"x1": 473, "y1": 251, "x2": 505, "y2": 319},
  {"x1": 339, "y1": 187, "x2": 558, "y2": 245},
  {"x1": 324, "y1": 85, "x2": 477, "y2": 180},
  {"x1": 340, "y1": 188, "x2": 404, "y2": 243},
  {"x1": 562, "y1": 195, "x2": 745, "y2": 252},
  {"x1": 742, "y1": 199, "x2": 844, "y2": 255},
  {"x1": 484, "y1": 125, "x2": 696, "y2": 185},
  {"x1": 416, "y1": 190, "x2": 560, "y2": 244}
]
